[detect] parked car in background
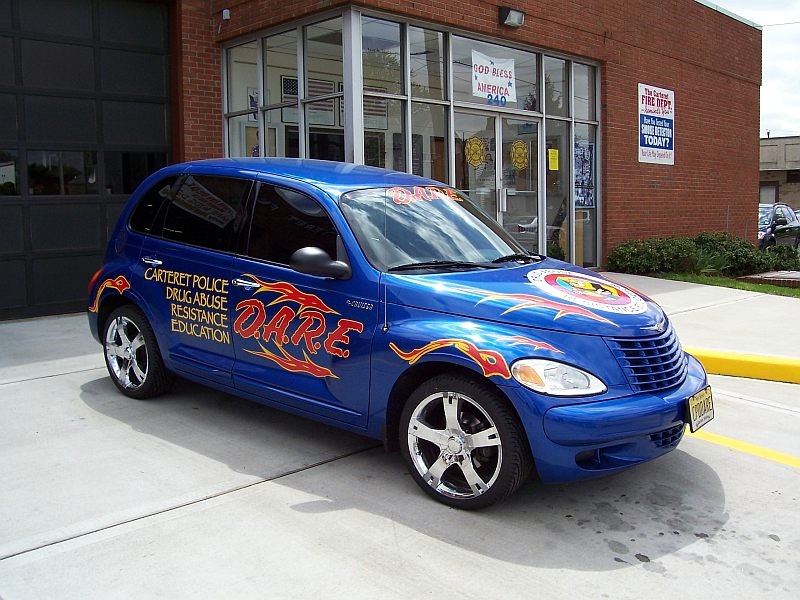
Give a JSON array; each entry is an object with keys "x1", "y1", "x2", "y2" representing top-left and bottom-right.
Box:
[
  {"x1": 88, "y1": 158, "x2": 712, "y2": 509},
  {"x1": 758, "y1": 202, "x2": 800, "y2": 250}
]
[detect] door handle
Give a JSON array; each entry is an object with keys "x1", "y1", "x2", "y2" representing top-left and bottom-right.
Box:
[
  {"x1": 141, "y1": 256, "x2": 162, "y2": 266},
  {"x1": 232, "y1": 278, "x2": 259, "y2": 289}
]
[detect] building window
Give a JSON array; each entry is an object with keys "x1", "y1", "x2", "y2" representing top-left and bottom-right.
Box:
[
  {"x1": 362, "y1": 18, "x2": 402, "y2": 95},
  {"x1": 226, "y1": 41, "x2": 258, "y2": 114},
  {"x1": 27, "y1": 151, "x2": 97, "y2": 195},
  {"x1": 222, "y1": 9, "x2": 600, "y2": 266},
  {"x1": 409, "y1": 27, "x2": 446, "y2": 101},
  {"x1": 411, "y1": 103, "x2": 447, "y2": 182},
  {"x1": 544, "y1": 57, "x2": 569, "y2": 117},
  {"x1": 105, "y1": 151, "x2": 167, "y2": 195},
  {"x1": 575, "y1": 123, "x2": 597, "y2": 267},
  {"x1": 226, "y1": 41, "x2": 259, "y2": 157},
  {"x1": 0, "y1": 150, "x2": 19, "y2": 195},
  {"x1": 787, "y1": 170, "x2": 800, "y2": 184},
  {"x1": 573, "y1": 63, "x2": 596, "y2": 121},
  {"x1": 451, "y1": 36, "x2": 538, "y2": 112}
]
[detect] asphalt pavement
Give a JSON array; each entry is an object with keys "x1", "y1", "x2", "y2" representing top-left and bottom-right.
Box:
[{"x1": 0, "y1": 276, "x2": 798, "y2": 599}]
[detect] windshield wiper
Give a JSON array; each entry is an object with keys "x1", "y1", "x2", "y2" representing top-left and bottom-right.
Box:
[
  {"x1": 388, "y1": 260, "x2": 499, "y2": 272},
  {"x1": 491, "y1": 252, "x2": 544, "y2": 264}
]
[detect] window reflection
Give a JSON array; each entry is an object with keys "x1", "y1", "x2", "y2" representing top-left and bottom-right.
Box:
[
  {"x1": 544, "y1": 57, "x2": 569, "y2": 117},
  {"x1": 364, "y1": 98, "x2": 404, "y2": 170},
  {"x1": 573, "y1": 63, "x2": 596, "y2": 121},
  {"x1": 264, "y1": 31, "x2": 297, "y2": 108},
  {"x1": 305, "y1": 18, "x2": 343, "y2": 97},
  {"x1": 227, "y1": 41, "x2": 258, "y2": 114},
  {"x1": 105, "y1": 151, "x2": 167, "y2": 194},
  {"x1": 28, "y1": 151, "x2": 97, "y2": 195},
  {"x1": 411, "y1": 103, "x2": 447, "y2": 182},
  {"x1": 575, "y1": 123, "x2": 597, "y2": 267},
  {"x1": 545, "y1": 119, "x2": 570, "y2": 259},
  {"x1": 362, "y1": 18, "x2": 402, "y2": 95},
  {"x1": 0, "y1": 150, "x2": 19, "y2": 195},
  {"x1": 410, "y1": 27, "x2": 445, "y2": 100}
]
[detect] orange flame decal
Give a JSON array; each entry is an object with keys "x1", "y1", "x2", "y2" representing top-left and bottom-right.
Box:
[
  {"x1": 390, "y1": 339, "x2": 511, "y2": 379},
  {"x1": 89, "y1": 275, "x2": 131, "y2": 313},
  {"x1": 247, "y1": 342, "x2": 336, "y2": 379},
  {"x1": 244, "y1": 274, "x2": 337, "y2": 315},
  {"x1": 476, "y1": 292, "x2": 617, "y2": 326}
]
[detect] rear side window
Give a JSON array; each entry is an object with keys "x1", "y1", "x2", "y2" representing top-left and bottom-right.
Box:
[
  {"x1": 247, "y1": 184, "x2": 337, "y2": 264},
  {"x1": 129, "y1": 175, "x2": 180, "y2": 234},
  {"x1": 161, "y1": 175, "x2": 251, "y2": 252}
]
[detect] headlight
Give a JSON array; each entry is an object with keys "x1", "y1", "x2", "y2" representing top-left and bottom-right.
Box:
[
  {"x1": 757, "y1": 231, "x2": 765, "y2": 240},
  {"x1": 511, "y1": 359, "x2": 607, "y2": 396}
]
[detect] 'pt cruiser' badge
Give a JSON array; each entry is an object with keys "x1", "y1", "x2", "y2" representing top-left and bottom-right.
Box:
[{"x1": 526, "y1": 270, "x2": 648, "y2": 315}]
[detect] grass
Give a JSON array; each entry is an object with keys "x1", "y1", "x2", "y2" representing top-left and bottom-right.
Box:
[{"x1": 658, "y1": 273, "x2": 800, "y2": 299}]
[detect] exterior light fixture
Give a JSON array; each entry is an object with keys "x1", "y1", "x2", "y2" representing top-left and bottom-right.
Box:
[{"x1": 499, "y1": 7, "x2": 525, "y2": 27}]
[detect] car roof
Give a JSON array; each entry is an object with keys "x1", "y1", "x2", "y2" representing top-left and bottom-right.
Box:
[{"x1": 184, "y1": 158, "x2": 442, "y2": 197}]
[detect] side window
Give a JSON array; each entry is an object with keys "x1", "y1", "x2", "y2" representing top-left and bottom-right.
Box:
[
  {"x1": 161, "y1": 175, "x2": 251, "y2": 251},
  {"x1": 247, "y1": 184, "x2": 338, "y2": 265},
  {"x1": 779, "y1": 207, "x2": 794, "y2": 223},
  {"x1": 129, "y1": 175, "x2": 180, "y2": 234}
]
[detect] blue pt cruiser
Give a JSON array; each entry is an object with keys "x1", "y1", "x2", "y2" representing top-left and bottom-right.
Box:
[{"x1": 88, "y1": 158, "x2": 713, "y2": 509}]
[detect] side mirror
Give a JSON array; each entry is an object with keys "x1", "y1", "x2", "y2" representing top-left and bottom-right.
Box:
[{"x1": 290, "y1": 247, "x2": 352, "y2": 279}]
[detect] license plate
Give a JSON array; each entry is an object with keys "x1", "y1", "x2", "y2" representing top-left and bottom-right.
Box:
[{"x1": 687, "y1": 386, "x2": 714, "y2": 432}]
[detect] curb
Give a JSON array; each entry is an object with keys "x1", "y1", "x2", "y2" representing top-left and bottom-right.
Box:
[{"x1": 685, "y1": 347, "x2": 800, "y2": 385}]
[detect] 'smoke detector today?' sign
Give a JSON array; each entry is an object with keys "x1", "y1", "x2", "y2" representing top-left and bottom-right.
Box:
[{"x1": 638, "y1": 83, "x2": 674, "y2": 165}]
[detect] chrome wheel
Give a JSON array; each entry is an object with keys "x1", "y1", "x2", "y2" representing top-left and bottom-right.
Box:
[
  {"x1": 105, "y1": 315, "x2": 149, "y2": 390},
  {"x1": 407, "y1": 390, "x2": 503, "y2": 500}
]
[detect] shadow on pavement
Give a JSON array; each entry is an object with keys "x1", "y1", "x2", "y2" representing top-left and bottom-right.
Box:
[{"x1": 80, "y1": 375, "x2": 728, "y2": 572}]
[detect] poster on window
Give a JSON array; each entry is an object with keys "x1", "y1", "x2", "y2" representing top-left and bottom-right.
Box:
[
  {"x1": 638, "y1": 83, "x2": 674, "y2": 165},
  {"x1": 471, "y1": 50, "x2": 516, "y2": 106},
  {"x1": 574, "y1": 141, "x2": 595, "y2": 208}
]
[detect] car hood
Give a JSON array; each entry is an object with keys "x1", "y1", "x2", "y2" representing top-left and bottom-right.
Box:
[{"x1": 384, "y1": 260, "x2": 668, "y2": 338}]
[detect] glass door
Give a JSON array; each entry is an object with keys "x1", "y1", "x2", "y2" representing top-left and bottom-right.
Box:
[
  {"x1": 500, "y1": 117, "x2": 539, "y2": 253},
  {"x1": 454, "y1": 111, "x2": 497, "y2": 217}
]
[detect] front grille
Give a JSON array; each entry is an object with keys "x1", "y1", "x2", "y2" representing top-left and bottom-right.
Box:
[
  {"x1": 650, "y1": 424, "x2": 685, "y2": 448},
  {"x1": 605, "y1": 322, "x2": 688, "y2": 393}
]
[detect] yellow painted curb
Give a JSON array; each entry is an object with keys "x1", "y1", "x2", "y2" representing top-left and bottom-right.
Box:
[{"x1": 684, "y1": 347, "x2": 800, "y2": 385}]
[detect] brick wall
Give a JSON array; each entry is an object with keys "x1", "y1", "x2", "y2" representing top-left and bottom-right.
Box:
[
  {"x1": 176, "y1": 0, "x2": 224, "y2": 161},
  {"x1": 180, "y1": 0, "x2": 761, "y2": 258}
]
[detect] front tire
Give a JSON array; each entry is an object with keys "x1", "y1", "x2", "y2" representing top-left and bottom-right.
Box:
[
  {"x1": 103, "y1": 306, "x2": 172, "y2": 399},
  {"x1": 399, "y1": 373, "x2": 532, "y2": 509}
]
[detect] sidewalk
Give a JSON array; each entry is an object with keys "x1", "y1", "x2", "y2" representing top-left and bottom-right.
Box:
[{"x1": 603, "y1": 272, "x2": 800, "y2": 383}]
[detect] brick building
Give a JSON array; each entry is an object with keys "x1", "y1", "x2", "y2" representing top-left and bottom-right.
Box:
[{"x1": 0, "y1": 0, "x2": 762, "y2": 318}]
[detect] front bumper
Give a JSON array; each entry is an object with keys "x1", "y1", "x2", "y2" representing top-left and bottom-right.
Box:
[{"x1": 510, "y1": 354, "x2": 708, "y2": 483}]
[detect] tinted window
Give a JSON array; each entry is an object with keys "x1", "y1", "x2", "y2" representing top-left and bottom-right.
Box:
[
  {"x1": 247, "y1": 185, "x2": 337, "y2": 264},
  {"x1": 162, "y1": 175, "x2": 251, "y2": 251},
  {"x1": 129, "y1": 175, "x2": 180, "y2": 234}
]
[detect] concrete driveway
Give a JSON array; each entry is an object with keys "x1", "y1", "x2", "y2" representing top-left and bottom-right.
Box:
[{"x1": 1, "y1": 302, "x2": 799, "y2": 598}]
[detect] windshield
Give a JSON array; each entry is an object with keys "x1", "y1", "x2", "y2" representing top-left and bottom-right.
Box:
[
  {"x1": 340, "y1": 185, "x2": 529, "y2": 272},
  {"x1": 758, "y1": 206, "x2": 772, "y2": 227}
]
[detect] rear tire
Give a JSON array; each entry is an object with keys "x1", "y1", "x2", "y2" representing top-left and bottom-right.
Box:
[
  {"x1": 103, "y1": 306, "x2": 172, "y2": 399},
  {"x1": 399, "y1": 373, "x2": 532, "y2": 509}
]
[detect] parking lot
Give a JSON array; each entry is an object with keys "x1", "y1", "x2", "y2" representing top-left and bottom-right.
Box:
[{"x1": 1, "y1": 277, "x2": 799, "y2": 599}]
